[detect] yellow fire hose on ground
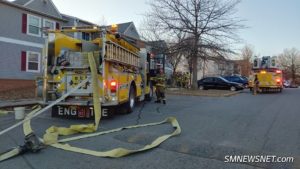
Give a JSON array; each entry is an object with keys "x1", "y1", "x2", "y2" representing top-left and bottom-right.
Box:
[{"x1": 0, "y1": 53, "x2": 181, "y2": 162}]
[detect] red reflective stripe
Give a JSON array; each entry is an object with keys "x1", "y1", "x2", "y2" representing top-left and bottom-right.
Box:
[
  {"x1": 22, "y1": 14, "x2": 27, "y2": 33},
  {"x1": 21, "y1": 51, "x2": 26, "y2": 71}
]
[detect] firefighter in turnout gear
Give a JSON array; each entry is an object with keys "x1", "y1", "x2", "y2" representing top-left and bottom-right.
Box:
[
  {"x1": 184, "y1": 72, "x2": 190, "y2": 88},
  {"x1": 253, "y1": 74, "x2": 259, "y2": 95},
  {"x1": 153, "y1": 69, "x2": 167, "y2": 104}
]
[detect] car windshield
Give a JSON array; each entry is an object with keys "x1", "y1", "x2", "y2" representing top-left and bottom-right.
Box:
[
  {"x1": 241, "y1": 76, "x2": 248, "y2": 81},
  {"x1": 236, "y1": 76, "x2": 244, "y2": 81}
]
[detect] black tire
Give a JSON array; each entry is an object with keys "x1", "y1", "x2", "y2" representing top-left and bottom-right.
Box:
[
  {"x1": 230, "y1": 86, "x2": 237, "y2": 91},
  {"x1": 125, "y1": 85, "x2": 136, "y2": 113},
  {"x1": 199, "y1": 85, "x2": 205, "y2": 90}
]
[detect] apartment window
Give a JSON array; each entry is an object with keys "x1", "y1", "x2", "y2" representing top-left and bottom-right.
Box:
[
  {"x1": 26, "y1": 51, "x2": 41, "y2": 72},
  {"x1": 27, "y1": 14, "x2": 41, "y2": 37},
  {"x1": 82, "y1": 32, "x2": 91, "y2": 41},
  {"x1": 43, "y1": 19, "x2": 55, "y2": 37}
]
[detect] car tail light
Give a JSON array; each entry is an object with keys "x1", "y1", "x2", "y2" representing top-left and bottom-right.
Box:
[
  {"x1": 110, "y1": 80, "x2": 117, "y2": 93},
  {"x1": 276, "y1": 70, "x2": 282, "y2": 74}
]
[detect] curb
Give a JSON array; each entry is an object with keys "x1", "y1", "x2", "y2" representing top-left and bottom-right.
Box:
[
  {"x1": 223, "y1": 91, "x2": 242, "y2": 97},
  {"x1": 166, "y1": 90, "x2": 241, "y2": 97},
  {"x1": 0, "y1": 99, "x2": 42, "y2": 108}
]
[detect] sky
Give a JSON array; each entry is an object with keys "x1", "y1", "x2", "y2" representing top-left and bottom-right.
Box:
[{"x1": 51, "y1": 0, "x2": 300, "y2": 56}]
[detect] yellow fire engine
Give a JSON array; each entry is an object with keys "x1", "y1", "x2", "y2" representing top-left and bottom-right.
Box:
[
  {"x1": 249, "y1": 56, "x2": 283, "y2": 93},
  {"x1": 42, "y1": 25, "x2": 154, "y2": 118}
]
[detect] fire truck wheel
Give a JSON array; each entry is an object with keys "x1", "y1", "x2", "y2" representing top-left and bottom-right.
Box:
[{"x1": 125, "y1": 86, "x2": 136, "y2": 113}]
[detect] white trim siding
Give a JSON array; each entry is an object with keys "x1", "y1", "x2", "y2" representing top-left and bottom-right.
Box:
[
  {"x1": 123, "y1": 22, "x2": 133, "y2": 35},
  {"x1": 23, "y1": 0, "x2": 35, "y2": 7},
  {"x1": 0, "y1": 36, "x2": 44, "y2": 48}
]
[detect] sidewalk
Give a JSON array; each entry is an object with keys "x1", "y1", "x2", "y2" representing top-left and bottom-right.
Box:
[
  {"x1": 166, "y1": 88, "x2": 241, "y2": 97},
  {"x1": 0, "y1": 99, "x2": 42, "y2": 108}
]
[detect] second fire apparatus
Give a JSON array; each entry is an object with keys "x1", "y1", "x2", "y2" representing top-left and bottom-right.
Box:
[
  {"x1": 249, "y1": 56, "x2": 283, "y2": 93},
  {"x1": 42, "y1": 25, "x2": 156, "y2": 118}
]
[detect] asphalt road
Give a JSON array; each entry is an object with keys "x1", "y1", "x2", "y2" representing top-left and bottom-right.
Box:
[{"x1": 0, "y1": 88, "x2": 300, "y2": 169}]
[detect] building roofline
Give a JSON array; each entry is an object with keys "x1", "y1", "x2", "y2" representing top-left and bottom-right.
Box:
[
  {"x1": 61, "y1": 13, "x2": 96, "y2": 26},
  {"x1": 0, "y1": 0, "x2": 67, "y2": 22},
  {"x1": 107, "y1": 21, "x2": 133, "y2": 27},
  {"x1": 23, "y1": 0, "x2": 34, "y2": 6},
  {"x1": 48, "y1": 0, "x2": 62, "y2": 19},
  {"x1": 123, "y1": 22, "x2": 133, "y2": 34}
]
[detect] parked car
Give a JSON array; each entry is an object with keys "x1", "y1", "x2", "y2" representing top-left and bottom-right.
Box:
[
  {"x1": 283, "y1": 80, "x2": 291, "y2": 88},
  {"x1": 223, "y1": 75, "x2": 248, "y2": 87},
  {"x1": 197, "y1": 77, "x2": 244, "y2": 91},
  {"x1": 290, "y1": 84, "x2": 299, "y2": 88},
  {"x1": 284, "y1": 80, "x2": 299, "y2": 88}
]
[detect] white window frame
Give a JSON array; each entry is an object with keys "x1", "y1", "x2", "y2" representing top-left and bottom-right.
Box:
[
  {"x1": 43, "y1": 19, "x2": 55, "y2": 37},
  {"x1": 81, "y1": 32, "x2": 92, "y2": 41},
  {"x1": 26, "y1": 51, "x2": 41, "y2": 73},
  {"x1": 27, "y1": 14, "x2": 42, "y2": 37}
]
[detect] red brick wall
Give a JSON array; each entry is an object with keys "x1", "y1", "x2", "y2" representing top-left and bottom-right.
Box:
[{"x1": 0, "y1": 79, "x2": 36, "y2": 100}]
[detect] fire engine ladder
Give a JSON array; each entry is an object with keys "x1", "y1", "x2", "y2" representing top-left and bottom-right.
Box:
[
  {"x1": 105, "y1": 40, "x2": 140, "y2": 67},
  {"x1": 104, "y1": 40, "x2": 146, "y2": 100}
]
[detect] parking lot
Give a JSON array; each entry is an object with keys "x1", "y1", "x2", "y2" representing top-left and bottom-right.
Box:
[{"x1": 0, "y1": 88, "x2": 300, "y2": 169}]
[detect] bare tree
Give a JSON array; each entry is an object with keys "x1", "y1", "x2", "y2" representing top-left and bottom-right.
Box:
[
  {"x1": 241, "y1": 45, "x2": 254, "y2": 61},
  {"x1": 166, "y1": 46, "x2": 183, "y2": 74},
  {"x1": 166, "y1": 31, "x2": 188, "y2": 73},
  {"x1": 145, "y1": 0, "x2": 244, "y2": 88},
  {"x1": 140, "y1": 18, "x2": 189, "y2": 74},
  {"x1": 240, "y1": 44, "x2": 254, "y2": 76},
  {"x1": 278, "y1": 48, "x2": 300, "y2": 84},
  {"x1": 97, "y1": 15, "x2": 108, "y2": 26},
  {"x1": 139, "y1": 17, "x2": 163, "y2": 42}
]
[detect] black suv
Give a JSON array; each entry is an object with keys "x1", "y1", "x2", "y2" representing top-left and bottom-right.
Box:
[
  {"x1": 223, "y1": 75, "x2": 248, "y2": 88},
  {"x1": 197, "y1": 77, "x2": 244, "y2": 91}
]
